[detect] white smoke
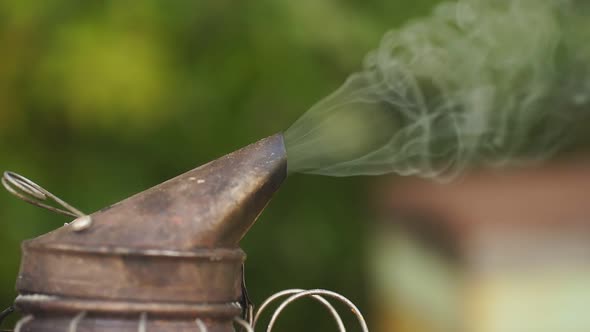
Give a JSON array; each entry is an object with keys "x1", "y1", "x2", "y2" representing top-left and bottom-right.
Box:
[{"x1": 285, "y1": 0, "x2": 589, "y2": 177}]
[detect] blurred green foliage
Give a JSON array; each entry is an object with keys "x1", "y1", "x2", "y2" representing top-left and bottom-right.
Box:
[{"x1": 0, "y1": 0, "x2": 440, "y2": 330}]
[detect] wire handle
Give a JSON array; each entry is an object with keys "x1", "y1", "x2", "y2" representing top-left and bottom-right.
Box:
[
  {"x1": 0, "y1": 305, "x2": 15, "y2": 327},
  {"x1": 2, "y1": 171, "x2": 85, "y2": 218}
]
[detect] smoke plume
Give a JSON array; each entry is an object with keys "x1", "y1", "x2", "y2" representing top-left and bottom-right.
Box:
[{"x1": 285, "y1": 0, "x2": 590, "y2": 178}]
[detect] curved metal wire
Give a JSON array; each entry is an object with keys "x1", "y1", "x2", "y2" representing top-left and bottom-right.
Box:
[
  {"x1": 2, "y1": 171, "x2": 85, "y2": 218},
  {"x1": 253, "y1": 289, "x2": 346, "y2": 332},
  {"x1": 195, "y1": 318, "x2": 208, "y2": 332},
  {"x1": 0, "y1": 305, "x2": 15, "y2": 326},
  {"x1": 138, "y1": 312, "x2": 147, "y2": 332},
  {"x1": 13, "y1": 315, "x2": 33, "y2": 332},
  {"x1": 245, "y1": 301, "x2": 254, "y2": 326},
  {"x1": 265, "y1": 289, "x2": 369, "y2": 332},
  {"x1": 234, "y1": 317, "x2": 254, "y2": 332},
  {"x1": 68, "y1": 311, "x2": 86, "y2": 332}
]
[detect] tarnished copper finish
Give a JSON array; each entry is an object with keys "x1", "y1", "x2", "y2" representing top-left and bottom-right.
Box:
[{"x1": 14, "y1": 133, "x2": 287, "y2": 332}]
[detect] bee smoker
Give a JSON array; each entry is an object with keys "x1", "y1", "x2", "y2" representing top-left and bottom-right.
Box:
[{"x1": 4, "y1": 134, "x2": 287, "y2": 332}]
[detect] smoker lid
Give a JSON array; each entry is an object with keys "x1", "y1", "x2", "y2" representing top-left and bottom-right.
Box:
[
  {"x1": 25, "y1": 133, "x2": 287, "y2": 252},
  {"x1": 15, "y1": 134, "x2": 287, "y2": 307}
]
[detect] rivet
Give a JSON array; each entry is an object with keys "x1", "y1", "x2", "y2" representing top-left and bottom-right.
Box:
[{"x1": 71, "y1": 215, "x2": 92, "y2": 232}]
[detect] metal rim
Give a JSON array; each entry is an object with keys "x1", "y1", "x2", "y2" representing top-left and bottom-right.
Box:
[
  {"x1": 24, "y1": 242, "x2": 247, "y2": 259},
  {"x1": 15, "y1": 295, "x2": 243, "y2": 318}
]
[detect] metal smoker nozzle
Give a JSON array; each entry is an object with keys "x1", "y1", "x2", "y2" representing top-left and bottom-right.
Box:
[{"x1": 14, "y1": 133, "x2": 287, "y2": 332}]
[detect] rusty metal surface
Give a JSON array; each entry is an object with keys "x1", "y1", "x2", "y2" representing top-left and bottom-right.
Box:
[
  {"x1": 29, "y1": 133, "x2": 287, "y2": 251},
  {"x1": 17, "y1": 247, "x2": 245, "y2": 303},
  {"x1": 14, "y1": 133, "x2": 287, "y2": 332}
]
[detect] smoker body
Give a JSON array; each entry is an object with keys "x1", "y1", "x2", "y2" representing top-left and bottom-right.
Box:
[
  {"x1": 16, "y1": 248, "x2": 245, "y2": 332},
  {"x1": 13, "y1": 134, "x2": 287, "y2": 332}
]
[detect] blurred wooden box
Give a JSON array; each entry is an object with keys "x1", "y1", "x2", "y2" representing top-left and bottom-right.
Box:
[{"x1": 371, "y1": 159, "x2": 590, "y2": 332}]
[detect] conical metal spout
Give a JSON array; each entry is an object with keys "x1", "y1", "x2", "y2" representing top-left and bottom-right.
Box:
[{"x1": 30, "y1": 133, "x2": 287, "y2": 251}]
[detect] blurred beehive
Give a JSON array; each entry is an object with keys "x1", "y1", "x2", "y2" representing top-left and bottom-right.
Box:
[{"x1": 372, "y1": 158, "x2": 590, "y2": 332}]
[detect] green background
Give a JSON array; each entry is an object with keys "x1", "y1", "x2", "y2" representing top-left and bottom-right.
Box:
[{"x1": 0, "y1": 0, "x2": 441, "y2": 330}]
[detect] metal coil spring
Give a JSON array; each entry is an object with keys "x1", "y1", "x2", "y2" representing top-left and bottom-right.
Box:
[{"x1": 250, "y1": 288, "x2": 369, "y2": 332}]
